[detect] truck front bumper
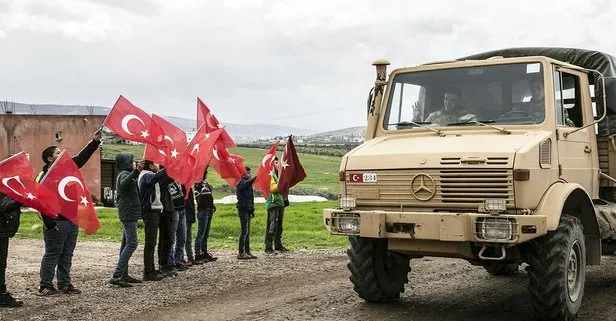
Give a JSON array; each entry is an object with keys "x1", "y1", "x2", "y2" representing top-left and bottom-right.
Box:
[{"x1": 323, "y1": 209, "x2": 547, "y2": 244}]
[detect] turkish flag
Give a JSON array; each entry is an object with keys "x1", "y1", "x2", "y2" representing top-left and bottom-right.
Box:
[
  {"x1": 0, "y1": 152, "x2": 60, "y2": 218},
  {"x1": 39, "y1": 151, "x2": 100, "y2": 235},
  {"x1": 196, "y1": 98, "x2": 236, "y2": 148},
  {"x1": 143, "y1": 143, "x2": 168, "y2": 166},
  {"x1": 277, "y1": 136, "x2": 307, "y2": 199},
  {"x1": 254, "y1": 140, "x2": 281, "y2": 198},
  {"x1": 208, "y1": 141, "x2": 246, "y2": 187},
  {"x1": 103, "y1": 95, "x2": 165, "y2": 148},
  {"x1": 152, "y1": 114, "x2": 187, "y2": 162},
  {"x1": 167, "y1": 125, "x2": 222, "y2": 186}
]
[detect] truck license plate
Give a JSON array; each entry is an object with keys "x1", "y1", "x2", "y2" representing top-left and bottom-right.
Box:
[{"x1": 362, "y1": 173, "x2": 377, "y2": 183}]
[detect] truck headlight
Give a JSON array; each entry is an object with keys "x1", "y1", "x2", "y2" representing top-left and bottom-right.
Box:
[
  {"x1": 333, "y1": 213, "x2": 360, "y2": 234},
  {"x1": 476, "y1": 217, "x2": 514, "y2": 240},
  {"x1": 339, "y1": 196, "x2": 357, "y2": 210}
]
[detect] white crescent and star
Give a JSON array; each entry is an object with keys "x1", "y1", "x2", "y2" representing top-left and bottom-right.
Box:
[
  {"x1": 57, "y1": 176, "x2": 85, "y2": 203},
  {"x1": 212, "y1": 147, "x2": 220, "y2": 161},
  {"x1": 261, "y1": 154, "x2": 275, "y2": 167},
  {"x1": 351, "y1": 174, "x2": 360, "y2": 182},
  {"x1": 120, "y1": 114, "x2": 145, "y2": 136},
  {"x1": 1, "y1": 176, "x2": 26, "y2": 197}
]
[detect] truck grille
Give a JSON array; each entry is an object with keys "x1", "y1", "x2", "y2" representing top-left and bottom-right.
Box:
[{"x1": 347, "y1": 169, "x2": 514, "y2": 209}]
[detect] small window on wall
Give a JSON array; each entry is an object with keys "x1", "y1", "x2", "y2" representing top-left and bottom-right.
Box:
[
  {"x1": 553, "y1": 70, "x2": 583, "y2": 127},
  {"x1": 55, "y1": 131, "x2": 63, "y2": 142}
]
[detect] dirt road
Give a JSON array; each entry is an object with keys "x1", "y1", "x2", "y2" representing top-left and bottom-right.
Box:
[{"x1": 2, "y1": 238, "x2": 616, "y2": 321}]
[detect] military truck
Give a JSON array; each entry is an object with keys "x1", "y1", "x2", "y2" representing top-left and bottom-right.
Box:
[{"x1": 323, "y1": 47, "x2": 616, "y2": 321}]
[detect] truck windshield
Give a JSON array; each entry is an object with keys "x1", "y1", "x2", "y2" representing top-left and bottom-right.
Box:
[{"x1": 384, "y1": 62, "x2": 545, "y2": 130}]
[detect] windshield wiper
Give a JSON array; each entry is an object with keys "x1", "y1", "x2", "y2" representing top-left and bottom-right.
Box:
[
  {"x1": 446, "y1": 120, "x2": 510, "y2": 134},
  {"x1": 394, "y1": 121, "x2": 442, "y2": 135}
]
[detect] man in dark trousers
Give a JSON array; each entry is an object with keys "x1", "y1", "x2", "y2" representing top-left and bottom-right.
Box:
[
  {"x1": 235, "y1": 167, "x2": 257, "y2": 259},
  {"x1": 182, "y1": 185, "x2": 202, "y2": 265},
  {"x1": 265, "y1": 157, "x2": 288, "y2": 254},
  {"x1": 158, "y1": 171, "x2": 178, "y2": 276},
  {"x1": 0, "y1": 193, "x2": 25, "y2": 307},
  {"x1": 194, "y1": 169, "x2": 218, "y2": 262},
  {"x1": 138, "y1": 160, "x2": 168, "y2": 281},
  {"x1": 35, "y1": 129, "x2": 101, "y2": 296}
]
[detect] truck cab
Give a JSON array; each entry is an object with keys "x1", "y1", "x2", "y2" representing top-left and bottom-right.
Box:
[{"x1": 324, "y1": 47, "x2": 616, "y2": 321}]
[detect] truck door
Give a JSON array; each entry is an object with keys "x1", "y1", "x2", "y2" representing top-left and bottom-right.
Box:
[{"x1": 554, "y1": 67, "x2": 597, "y2": 196}]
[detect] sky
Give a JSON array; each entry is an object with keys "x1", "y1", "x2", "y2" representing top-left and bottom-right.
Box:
[{"x1": 0, "y1": 0, "x2": 614, "y2": 132}]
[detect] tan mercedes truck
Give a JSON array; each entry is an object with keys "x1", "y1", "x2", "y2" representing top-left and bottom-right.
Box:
[{"x1": 323, "y1": 47, "x2": 616, "y2": 321}]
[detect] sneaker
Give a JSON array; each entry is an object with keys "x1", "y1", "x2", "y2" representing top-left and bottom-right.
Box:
[
  {"x1": 0, "y1": 292, "x2": 23, "y2": 308},
  {"x1": 36, "y1": 286, "x2": 61, "y2": 296},
  {"x1": 124, "y1": 275, "x2": 143, "y2": 284},
  {"x1": 143, "y1": 272, "x2": 163, "y2": 282},
  {"x1": 237, "y1": 253, "x2": 252, "y2": 260},
  {"x1": 109, "y1": 278, "x2": 133, "y2": 288},
  {"x1": 275, "y1": 246, "x2": 289, "y2": 252},
  {"x1": 204, "y1": 253, "x2": 218, "y2": 262},
  {"x1": 180, "y1": 260, "x2": 193, "y2": 267},
  {"x1": 190, "y1": 259, "x2": 204, "y2": 265},
  {"x1": 264, "y1": 248, "x2": 275, "y2": 254},
  {"x1": 174, "y1": 264, "x2": 189, "y2": 272},
  {"x1": 246, "y1": 252, "x2": 257, "y2": 259},
  {"x1": 61, "y1": 284, "x2": 81, "y2": 295}
]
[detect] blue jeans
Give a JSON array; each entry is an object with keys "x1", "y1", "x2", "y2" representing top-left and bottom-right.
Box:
[
  {"x1": 113, "y1": 222, "x2": 138, "y2": 278},
  {"x1": 195, "y1": 210, "x2": 214, "y2": 257},
  {"x1": 171, "y1": 210, "x2": 187, "y2": 265},
  {"x1": 40, "y1": 220, "x2": 79, "y2": 289},
  {"x1": 185, "y1": 221, "x2": 194, "y2": 261}
]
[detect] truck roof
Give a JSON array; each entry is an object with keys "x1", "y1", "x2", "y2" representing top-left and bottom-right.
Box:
[{"x1": 458, "y1": 47, "x2": 616, "y2": 78}]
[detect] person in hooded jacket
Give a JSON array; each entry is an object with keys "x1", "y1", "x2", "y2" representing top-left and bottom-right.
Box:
[
  {"x1": 109, "y1": 153, "x2": 145, "y2": 288},
  {"x1": 0, "y1": 193, "x2": 25, "y2": 307}
]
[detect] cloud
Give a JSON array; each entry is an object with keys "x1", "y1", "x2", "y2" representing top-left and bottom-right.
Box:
[{"x1": 0, "y1": 0, "x2": 614, "y2": 131}]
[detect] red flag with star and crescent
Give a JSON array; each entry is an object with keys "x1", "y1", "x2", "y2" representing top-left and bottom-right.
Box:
[
  {"x1": 144, "y1": 114, "x2": 188, "y2": 167},
  {"x1": 196, "y1": 98, "x2": 236, "y2": 148},
  {"x1": 39, "y1": 151, "x2": 100, "y2": 235},
  {"x1": 166, "y1": 125, "x2": 223, "y2": 187},
  {"x1": 254, "y1": 140, "x2": 280, "y2": 198},
  {"x1": 277, "y1": 135, "x2": 307, "y2": 199},
  {"x1": 208, "y1": 141, "x2": 246, "y2": 187},
  {"x1": 103, "y1": 95, "x2": 165, "y2": 148},
  {"x1": 0, "y1": 152, "x2": 60, "y2": 218}
]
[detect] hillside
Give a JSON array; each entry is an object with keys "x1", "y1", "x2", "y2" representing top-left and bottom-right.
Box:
[{"x1": 101, "y1": 144, "x2": 341, "y2": 198}]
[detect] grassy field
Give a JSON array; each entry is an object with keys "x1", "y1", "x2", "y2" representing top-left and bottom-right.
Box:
[
  {"x1": 101, "y1": 143, "x2": 342, "y2": 198},
  {"x1": 18, "y1": 201, "x2": 349, "y2": 251}
]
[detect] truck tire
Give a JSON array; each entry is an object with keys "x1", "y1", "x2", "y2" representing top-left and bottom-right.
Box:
[
  {"x1": 595, "y1": 200, "x2": 616, "y2": 240},
  {"x1": 526, "y1": 215, "x2": 585, "y2": 321},
  {"x1": 482, "y1": 263, "x2": 519, "y2": 276},
  {"x1": 347, "y1": 236, "x2": 411, "y2": 302}
]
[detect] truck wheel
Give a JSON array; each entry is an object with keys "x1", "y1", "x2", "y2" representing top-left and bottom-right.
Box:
[
  {"x1": 482, "y1": 263, "x2": 519, "y2": 276},
  {"x1": 347, "y1": 236, "x2": 411, "y2": 302},
  {"x1": 595, "y1": 200, "x2": 616, "y2": 240},
  {"x1": 527, "y1": 215, "x2": 585, "y2": 321}
]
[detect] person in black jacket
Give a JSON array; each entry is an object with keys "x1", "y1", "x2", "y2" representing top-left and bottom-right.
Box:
[
  {"x1": 194, "y1": 169, "x2": 218, "y2": 262},
  {"x1": 35, "y1": 129, "x2": 101, "y2": 296},
  {"x1": 109, "y1": 153, "x2": 145, "y2": 288},
  {"x1": 235, "y1": 167, "x2": 257, "y2": 259},
  {"x1": 158, "y1": 172, "x2": 178, "y2": 276},
  {"x1": 0, "y1": 193, "x2": 25, "y2": 307},
  {"x1": 138, "y1": 160, "x2": 168, "y2": 281}
]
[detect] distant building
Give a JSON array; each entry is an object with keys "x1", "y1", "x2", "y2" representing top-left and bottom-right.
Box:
[{"x1": 0, "y1": 114, "x2": 106, "y2": 200}]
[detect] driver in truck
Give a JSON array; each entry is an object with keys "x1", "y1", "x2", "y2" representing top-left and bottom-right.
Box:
[
  {"x1": 505, "y1": 76, "x2": 575, "y2": 126},
  {"x1": 425, "y1": 87, "x2": 477, "y2": 125}
]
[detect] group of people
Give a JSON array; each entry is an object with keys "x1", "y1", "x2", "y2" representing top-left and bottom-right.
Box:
[{"x1": 0, "y1": 129, "x2": 290, "y2": 307}]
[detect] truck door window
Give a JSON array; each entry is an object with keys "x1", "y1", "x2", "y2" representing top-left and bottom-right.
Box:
[{"x1": 554, "y1": 70, "x2": 582, "y2": 127}]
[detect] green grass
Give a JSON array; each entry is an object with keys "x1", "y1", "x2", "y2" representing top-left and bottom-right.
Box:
[
  {"x1": 18, "y1": 201, "x2": 350, "y2": 250},
  {"x1": 101, "y1": 144, "x2": 342, "y2": 197}
]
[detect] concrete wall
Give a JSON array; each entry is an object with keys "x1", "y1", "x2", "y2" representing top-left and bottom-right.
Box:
[{"x1": 0, "y1": 114, "x2": 106, "y2": 200}]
